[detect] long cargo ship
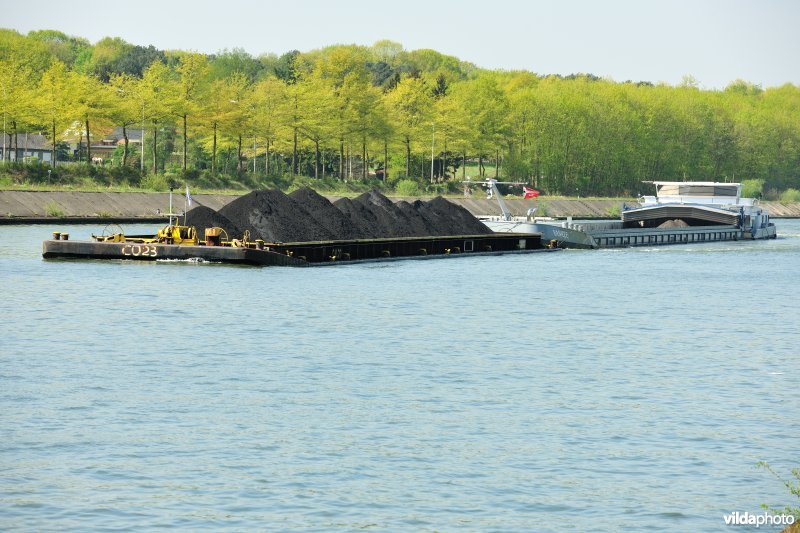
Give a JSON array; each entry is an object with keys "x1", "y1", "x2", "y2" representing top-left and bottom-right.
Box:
[{"x1": 42, "y1": 224, "x2": 556, "y2": 267}]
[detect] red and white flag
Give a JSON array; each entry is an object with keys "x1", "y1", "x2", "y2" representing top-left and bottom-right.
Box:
[{"x1": 523, "y1": 186, "x2": 540, "y2": 199}]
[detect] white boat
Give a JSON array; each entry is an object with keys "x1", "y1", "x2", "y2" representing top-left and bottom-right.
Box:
[{"x1": 472, "y1": 179, "x2": 776, "y2": 248}]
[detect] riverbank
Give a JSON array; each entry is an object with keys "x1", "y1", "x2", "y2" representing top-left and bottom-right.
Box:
[{"x1": 2, "y1": 189, "x2": 800, "y2": 223}]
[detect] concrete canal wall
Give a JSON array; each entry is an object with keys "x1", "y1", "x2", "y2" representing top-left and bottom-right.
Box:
[{"x1": 2, "y1": 190, "x2": 799, "y2": 222}]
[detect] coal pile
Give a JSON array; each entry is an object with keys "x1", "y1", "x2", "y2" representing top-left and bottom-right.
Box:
[
  {"x1": 332, "y1": 197, "x2": 382, "y2": 239},
  {"x1": 289, "y1": 187, "x2": 361, "y2": 240},
  {"x1": 427, "y1": 196, "x2": 491, "y2": 235},
  {"x1": 396, "y1": 200, "x2": 438, "y2": 236},
  {"x1": 351, "y1": 190, "x2": 423, "y2": 238},
  {"x1": 184, "y1": 205, "x2": 243, "y2": 240},
  {"x1": 191, "y1": 188, "x2": 491, "y2": 242},
  {"x1": 219, "y1": 189, "x2": 336, "y2": 243}
]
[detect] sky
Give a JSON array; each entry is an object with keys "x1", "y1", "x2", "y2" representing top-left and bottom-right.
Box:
[{"x1": 5, "y1": 0, "x2": 799, "y2": 89}]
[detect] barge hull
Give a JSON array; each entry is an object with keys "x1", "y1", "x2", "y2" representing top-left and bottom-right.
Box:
[
  {"x1": 588, "y1": 224, "x2": 776, "y2": 248},
  {"x1": 42, "y1": 233, "x2": 549, "y2": 267}
]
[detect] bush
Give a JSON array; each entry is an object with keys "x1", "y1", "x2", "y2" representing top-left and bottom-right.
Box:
[
  {"x1": 44, "y1": 200, "x2": 65, "y2": 217},
  {"x1": 110, "y1": 165, "x2": 142, "y2": 186},
  {"x1": 139, "y1": 174, "x2": 170, "y2": 191},
  {"x1": 780, "y1": 188, "x2": 800, "y2": 203},
  {"x1": 426, "y1": 182, "x2": 459, "y2": 196},
  {"x1": 395, "y1": 179, "x2": 422, "y2": 196}
]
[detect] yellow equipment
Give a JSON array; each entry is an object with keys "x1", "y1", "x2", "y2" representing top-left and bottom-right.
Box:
[{"x1": 156, "y1": 225, "x2": 198, "y2": 245}]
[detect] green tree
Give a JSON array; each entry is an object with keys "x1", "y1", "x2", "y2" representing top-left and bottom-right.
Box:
[
  {"x1": 0, "y1": 59, "x2": 38, "y2": 161},
  {"x1": 251, "y1": 77, "x2": 288, "y2": 176},
  {"x1": 72, "y1": 72, "x2": 113, "y2": 162},
  {"x1": 174, "y1": 53, "x2": 210, "y2": 171},
  {"x1": 202, "y1": 72, "x2": 249, "y2": 174},
  {"x1": 385, "y1": 76, "x2": 433, "y2": 178},
  {"x1": 139, "y1": 61, "x2": 174, "y2": 174},
  {"x1": 209, "y1": 48, "x2": 263, "y2": 82},
  {"x1": 27, "y1": 30, "x2": 90, "y2": 69},
  {"x1": 457, "y1": 74, "x2": 510, "y2": 178},
  {"x1": 34, "y1": 61, "x2": 75, "y2": 166},
  {"x1": 108, "y1": 73, "x2": 145, "y2": 167}
]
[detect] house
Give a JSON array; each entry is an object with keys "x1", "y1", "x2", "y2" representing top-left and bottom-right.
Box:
[
  {"x1": 1, "y1": 127, "x2": 146, "y2": 165},
  {"x1": 1, "y1": 133, "x2": 54, "y2": 163},
  {"x1": 85, "y1": 127, "x2": 144, "y2": 163}
]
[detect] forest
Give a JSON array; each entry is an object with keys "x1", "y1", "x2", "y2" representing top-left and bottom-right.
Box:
[{"x1": 1, "y1": 28, "x2": 799, "y2": 198}]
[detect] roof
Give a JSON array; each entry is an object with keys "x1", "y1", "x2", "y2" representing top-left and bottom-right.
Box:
[
  {"x1": 101, "y1": 127, "x2": 143, "y2": 143},
  {"x1": 645, "y1": 181, "x2": 741, "y2": 187},
  {"x1": 1, "y1": 133, "x2": 51, "y2": 151}
]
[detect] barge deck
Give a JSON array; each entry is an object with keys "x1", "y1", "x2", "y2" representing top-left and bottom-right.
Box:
[{"x1": 42, "y1": 232, "x2": 556, "y2": 267}]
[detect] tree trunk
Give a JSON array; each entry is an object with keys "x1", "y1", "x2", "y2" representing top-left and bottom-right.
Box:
[
  {"x1": 212, "y1": 122, "x2": 217, "y2": 174},
  {"x1": 479, "y1": 155, "x2": 483, "y2": 177},
  {"x1": 152, "y1": 122, "x2": 158, "y2": 174},
  {"x1": 85, "y1": 118, "x2": 91, "y2": 162},
  {"x1": 292, "y1": 127, "x2": 298, "y2": 175},
  {"x1": 77, "y1": 132, "x2": 83, "y2": 163},
  {"x1": 495, "y1": 147, "x2": 499, "y2": 178},
  {"x1": 462, "y1": 150, "x2": 466, "y2": 179},
  {"x1": 383, "y1": 140, "x2": 388, "y2": 182},
  {"x1": 362, "y1": 140, "x2": 367, "y2": 180},
  {"x1": 339, "y1": 139, "x2": 344, "y2": 179},
  {"x1": 52, "y1": 121, "x2": 57, "y2": 166},
  {"x1": 443, "y1": 139, "x2": 448, "y2": 179},
  {"x1": 237, "y1": 134, "x2": 242, "y2": 172},
  {"x1": 405, "y1": 136, "x2": 411, "y2": 177},
  {"x1": 12, "y1": 122, "x2": 18, "y2": 162},
  {"x1": 182, "y1": 114, "x2": 188, "y2": 171},
  {"x1": 314, "y1": 140, "x2": 320, "y2": 179},
  {"x1": 265, "y1": 138, "x2": 270, "y2": 176},
  {"x1": 122, "y1": 125, "x2": 129, "y2": 167}
]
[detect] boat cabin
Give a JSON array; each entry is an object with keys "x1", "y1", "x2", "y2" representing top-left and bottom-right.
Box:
[{"x1": 623, "y1": 181, "x2": 766, "y2": 229}]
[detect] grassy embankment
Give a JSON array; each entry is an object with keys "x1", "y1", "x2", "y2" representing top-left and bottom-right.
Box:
[{"x1": 0, "y1": 162, "x2": 634, "y2": 202}]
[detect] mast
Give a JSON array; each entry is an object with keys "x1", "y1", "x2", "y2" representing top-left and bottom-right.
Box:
[
  {"x1": 169, "y1": 186, "x2": 174, "y2": 226},
  {"x1": 488, "y1": 179, "x2": 513, "y2": 221},
  {"x1": 461, "y1": 178, "x2": 521, "y2": 221}
]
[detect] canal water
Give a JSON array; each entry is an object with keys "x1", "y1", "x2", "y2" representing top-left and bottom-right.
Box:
[{"x1": 1, "y1": 221, "x2": 799, "y2": 532}]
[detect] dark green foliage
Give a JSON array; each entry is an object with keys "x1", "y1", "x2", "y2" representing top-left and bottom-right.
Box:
[
  {"x1": 274, "y1": 50, "x2": 300, "y2": 83},
  {"x1": 368, "y1": 61, "x2": 395, "y2": 87},
  {"x1": 111, "y1": 44, "x2": 165, "y2": 79},
  {"x1": 84, "y1": 37, "x2": 166, "y2": 81},
  {"x1": 432, "y1": 74, "x2": 448, "y2": 97}
]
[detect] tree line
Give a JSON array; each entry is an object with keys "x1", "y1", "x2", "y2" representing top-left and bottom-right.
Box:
[{"x1": 1, "y1": 28, "x2": 798, "y2": 196}]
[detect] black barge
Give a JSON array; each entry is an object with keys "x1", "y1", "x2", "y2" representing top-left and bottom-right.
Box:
[{"x1": 43, "y1": 227, "x2": 555, "y2": 267}]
